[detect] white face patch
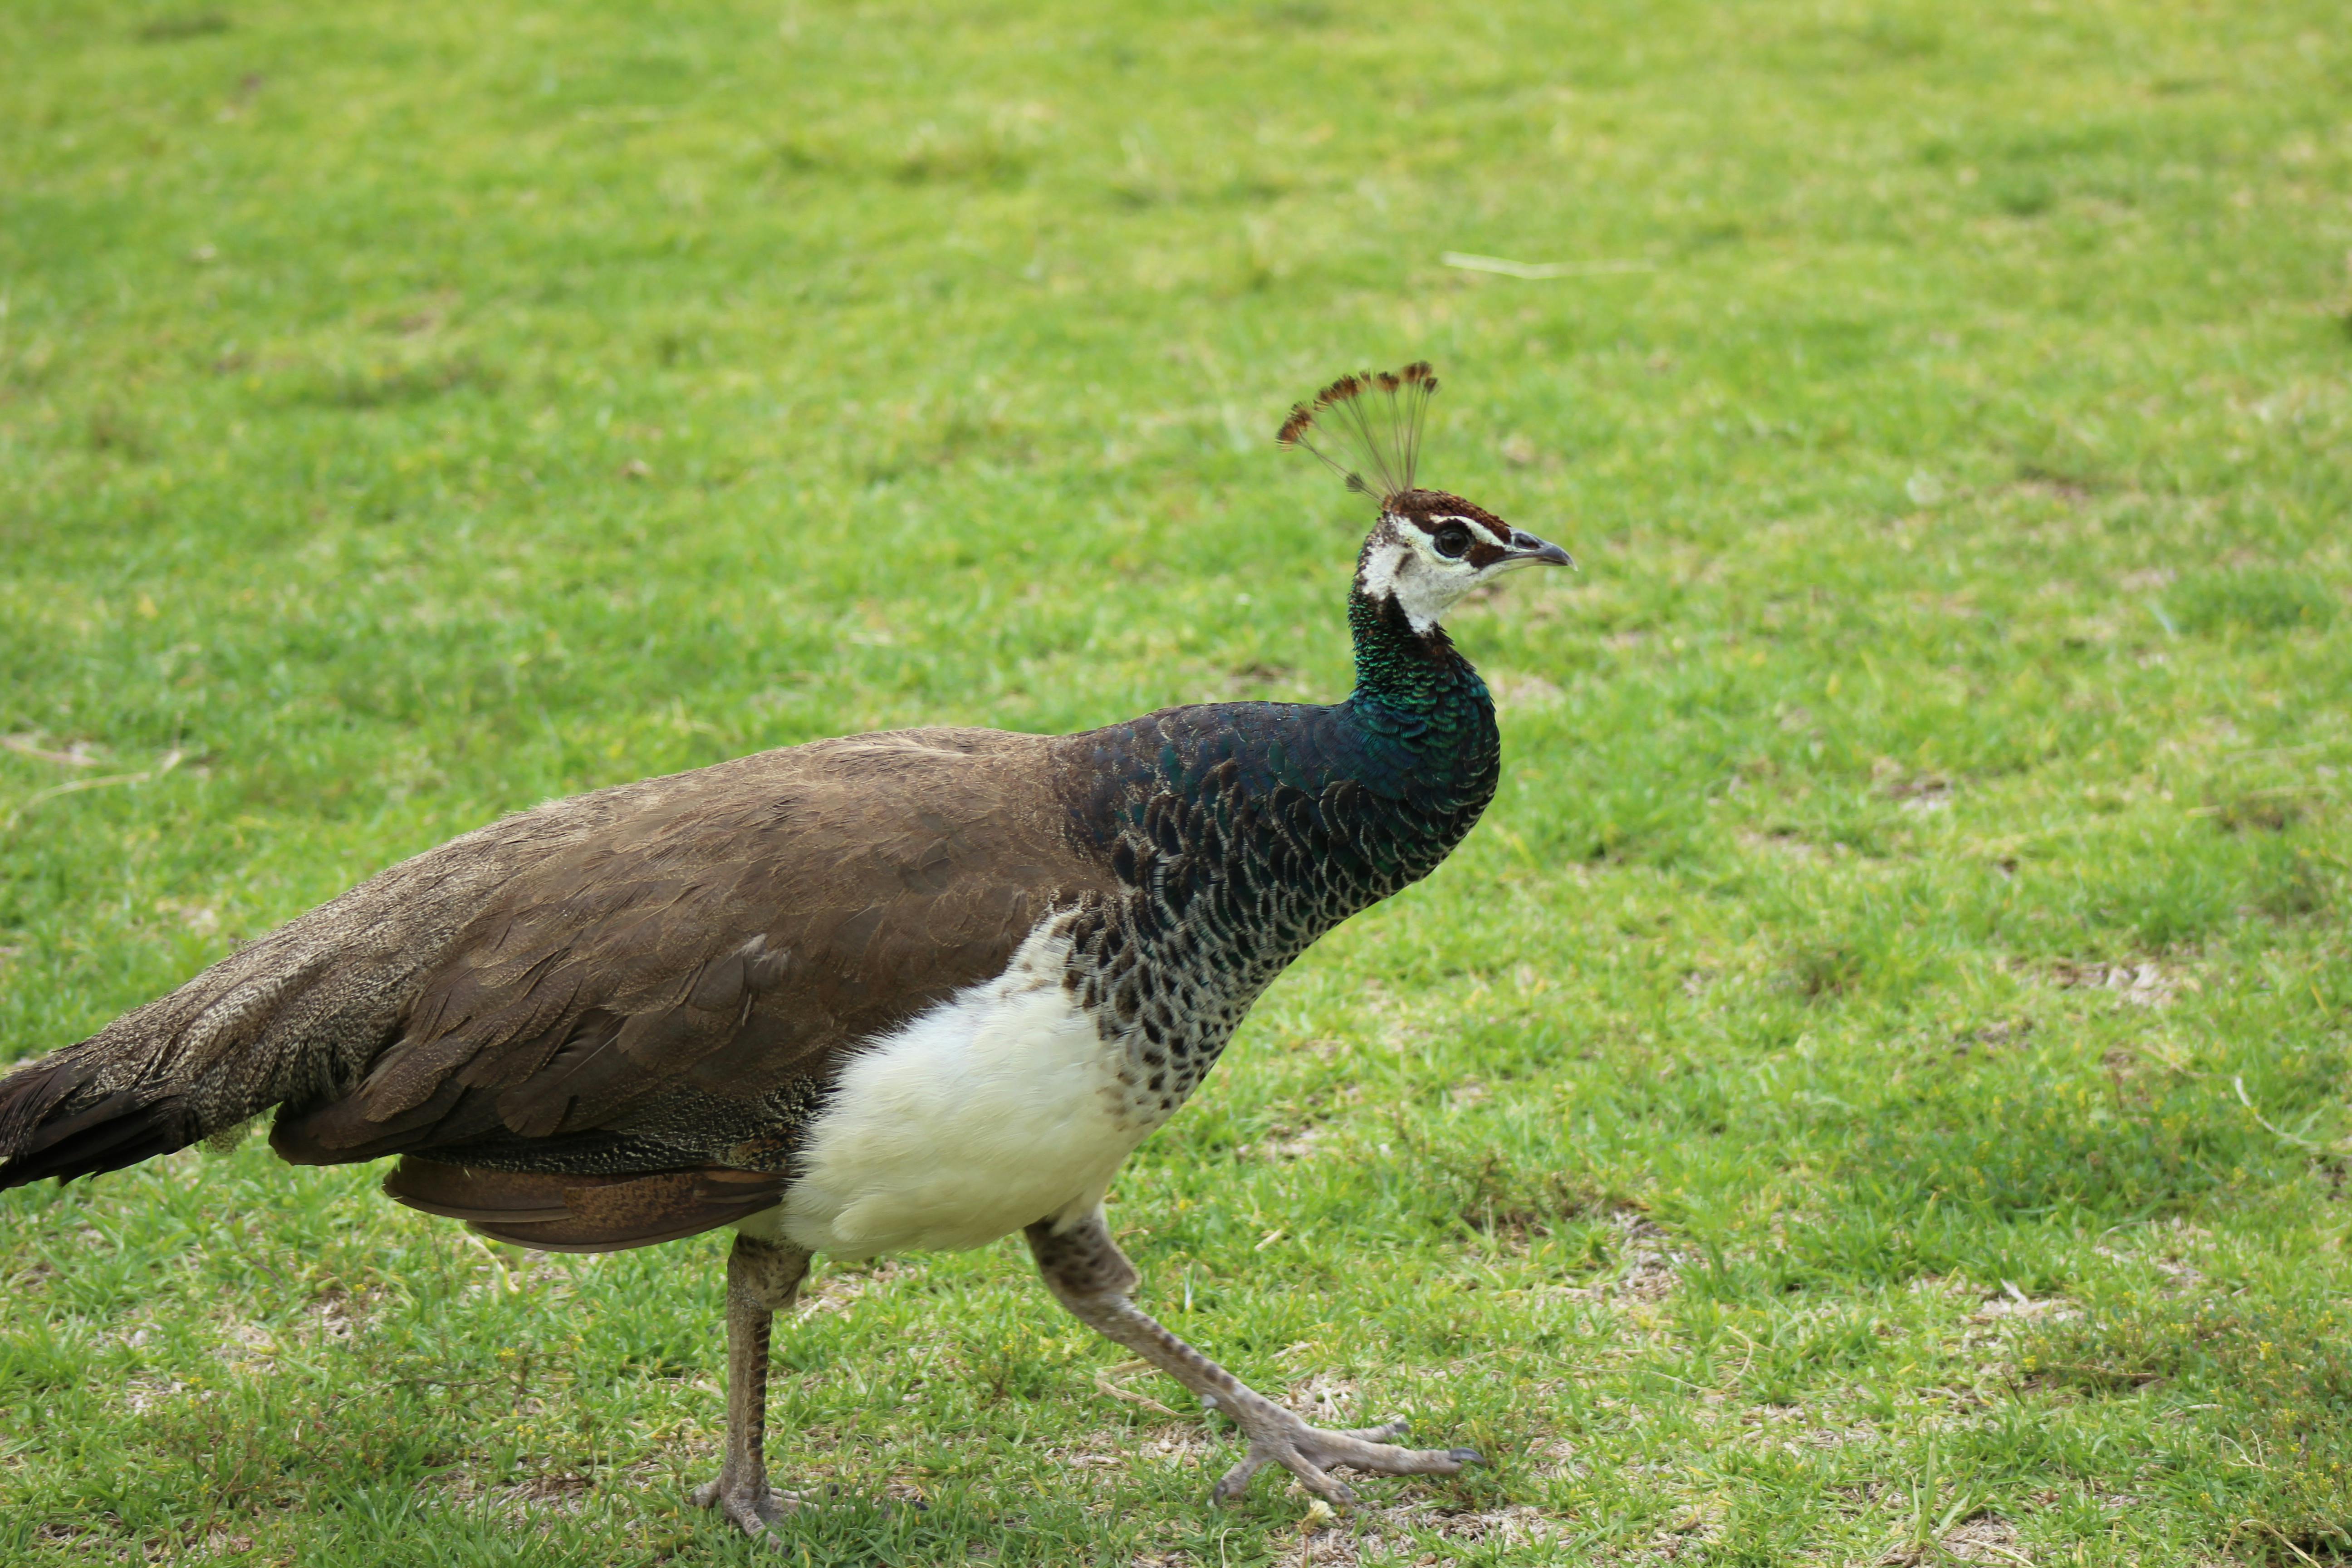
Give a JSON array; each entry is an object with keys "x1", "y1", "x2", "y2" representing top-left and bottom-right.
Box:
[{"x1": 1358, "y1": 514, "x2": 1532, "y2": 632}]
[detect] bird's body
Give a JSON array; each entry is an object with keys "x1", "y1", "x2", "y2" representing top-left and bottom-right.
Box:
[
  {"x1": 769, "y1": 651, "x2": 1500, "y2": 1259},
  {"x1": 1, "y1": 365, "x2": 1569, "y2": 1538}
]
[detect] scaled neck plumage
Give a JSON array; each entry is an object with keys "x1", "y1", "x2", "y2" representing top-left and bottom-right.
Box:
[{"x1": 1344, "y1": 585, "x2": 1494, "y2": 742}]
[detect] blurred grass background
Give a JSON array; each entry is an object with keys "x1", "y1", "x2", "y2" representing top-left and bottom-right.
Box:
[{"x1": 2, "y1": 0, "x2": 2350, "y2": 1562}]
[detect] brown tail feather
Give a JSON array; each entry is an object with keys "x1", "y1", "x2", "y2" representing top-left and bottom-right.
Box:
[
  {"x1": 0, "y1": 1064, "x2": 194, "y2": 1189},
  {"x1": 0, "y1": 812, "x2": 526, "y2": 1193}
]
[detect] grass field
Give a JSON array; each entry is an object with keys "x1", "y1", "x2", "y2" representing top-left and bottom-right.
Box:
[{"x1": 4, "y1": 0, "x2": 2351, "y2": 1562}]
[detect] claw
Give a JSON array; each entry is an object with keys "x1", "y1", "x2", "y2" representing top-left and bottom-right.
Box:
[{"x1": 1209, "y1": 1402, "x2": 1480, "y2": 1509}]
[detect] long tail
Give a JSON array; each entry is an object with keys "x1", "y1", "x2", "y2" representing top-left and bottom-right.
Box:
[
  {"x1": 0, "y1": 839, "x2": 513, "y2": 1191},
  {"x1": 0, "y1": 1056, "x2": 185, "y2": 1187},
  {"x1": 0, "y1": 954, "x2": 335, "y2": 1187}
]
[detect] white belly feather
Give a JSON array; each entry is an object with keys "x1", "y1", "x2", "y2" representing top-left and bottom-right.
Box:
[{"x1": 751, "y1": 917, "x2": 1144, "y2": 1259}]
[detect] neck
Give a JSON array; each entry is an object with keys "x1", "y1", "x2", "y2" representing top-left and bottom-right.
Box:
[{"x1": 1347, "y1": 588, "x2": 1482, "y2": 719}]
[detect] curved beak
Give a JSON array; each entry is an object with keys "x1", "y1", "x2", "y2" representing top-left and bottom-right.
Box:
[{"x1": 1504, "y1": 528, "x2": 1575, "y2": 570}]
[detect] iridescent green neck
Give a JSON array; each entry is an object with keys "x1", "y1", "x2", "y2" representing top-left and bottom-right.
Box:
[{"x1": 1346, "y1": 588, "x2": 1488, "y2": 723}]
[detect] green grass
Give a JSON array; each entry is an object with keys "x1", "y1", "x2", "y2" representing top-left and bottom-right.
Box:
[{"x1": 3, "y1": 0, "x2": 2350, "y2": 1561}]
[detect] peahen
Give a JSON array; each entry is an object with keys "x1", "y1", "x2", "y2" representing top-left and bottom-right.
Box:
[{"x1": 0, "y1": 363, "x2": 1571, "y2": 1537}]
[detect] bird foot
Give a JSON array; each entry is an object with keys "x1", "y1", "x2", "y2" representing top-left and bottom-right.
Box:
[
  {"x1": 1210, "y1": 1406, "x2": 1483, "y2": 1509},
  {"x1": 691, "y1": 1476, "x2": 810, "y2": 1539},
  {"x1": 692, "y1": 1477, "x2": 921, "y2": 1539}
]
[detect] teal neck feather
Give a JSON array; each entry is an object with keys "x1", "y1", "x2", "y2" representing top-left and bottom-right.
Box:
[{"x1": 1345, "y1": 587, "x2": 1494, "y2": 748}]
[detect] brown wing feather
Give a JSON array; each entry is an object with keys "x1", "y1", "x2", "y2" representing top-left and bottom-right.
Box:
[
  {"x1": 272, "y1": 728, "x2": 1111, "y2": 1200},
  {"x1": 382, "y1": 1158, "x2": 785, "y2": 1253}
]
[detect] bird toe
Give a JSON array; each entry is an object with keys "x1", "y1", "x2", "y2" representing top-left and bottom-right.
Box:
[
  {"x1": 691, "y1": 1477, "x2": 812, "y2": 1539},
  {"x1": 1210, "y1": 1450, "x2": 1268, "y2": 1504}
]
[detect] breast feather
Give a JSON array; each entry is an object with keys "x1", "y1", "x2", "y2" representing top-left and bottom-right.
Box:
[{"x1": 777, "y1": 917, "x2": 1138, "y2": 1258}]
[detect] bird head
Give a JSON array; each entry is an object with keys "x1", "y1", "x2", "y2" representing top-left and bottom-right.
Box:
[
  {"x1": 1354, "y1": 488, "x2": 1574, "y2": 634},
  {"x1": 1278, "y1": 363, "x2": 1573, "y2": 634}
]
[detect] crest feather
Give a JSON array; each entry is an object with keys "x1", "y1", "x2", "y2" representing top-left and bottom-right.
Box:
[{"x1": 1275, "y1": 361, "x2": 1439, "y2": 503}]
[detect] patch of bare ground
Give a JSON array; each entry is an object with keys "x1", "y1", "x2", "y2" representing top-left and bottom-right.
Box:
[
  {"x1": 2092, "y1": 1241, "x2": 2207, "y2": 1293},
  {"x1": 1137, "y1": 1424, "x2": 1214, "y2": 1464},
  {"x1": 1969, "y1": 1282, "x2": 2080, "y2": 1326},
  {"x1": 310, "y1": 1281, "x2": 387, "y2": 1338},
  {"x1": 28, "y1": 1521, "x2": 179, "y2": 1565},
  {"x1": 1740, "y1": 825, "x2": 1847, "y2": 862},
  {"x1": 1090, "y1": 1358, "x2": 1184, "y2": 1418},
  {"x1": 1062, "y1": 1422, "x2": 1213, "y2": 1475},
  {"x1": 2012, "y1": 469, "x2": 2102, "y2": 505},
  {"x1": 797, "y1": 1256, "x2": 921, "y2": 1317},
  {"x1": 1421, "y1": 1503, "x2": 1562, "y2": 1547},
  {"x1": 2020, "y1": 957, "x2": 2198, "y2": 1007},
  {"x1": 1950, "y1": 1282, "x2": 2082, "y2": 1384},
  {"x1": 1646, "y1": 1500, "x2": 1726, "y2": 1557},
  {"x1": 3, "y1": 733, "x2": 111, "y2": 767},
  {"x1": 1487, "y1": 669, "x2": 1566, "y2": 710},
  {"x1": 1622, "y1": 1254, "x2": 1681, "y2": 1302},
  {"x1": 1529, "y1": 1434, "x2": 1586, "y2": 1480},
  {"x1": 6, "y1": 1254, "x2": 58, "y2": 1294},
  {"x1": 877, "y1": 1476, "x2": 932, "y2": 1509},
  {"x1": 1237, "y1": 1121, "x2": 1330, "y2": 1161},
  {"x1": 1614, "y1": 1211, "x2": 1686, "y2": 1302},
  {"x1": 212, "y1": 1320, "x2": 282, "y2": 1372},
  {"x1": 1885, "y1": 1514, "x2": 2024, "y2": 1565},
  {"x1": 1285, "y1": 1371, "x2": 1365, "y2": 1426},
  {"x1": 153, "y1": 897, "x2": 223, "y2": 935},
  {"x1": 1872, "y1": 756, "x2": 1955, "y2": 812},
  {"x1": 1940, "y1": 1515, "x2": 2023, "y2": 1563},
  {"x1": 1953, "y1": 1018, "x2": 2032, "y2": 1057},
  {"x1": 1274, "y1": 1500, "x2": 1564, "y2": 1567},
  {"x1": 1528, "y1": 1210, "x2": 1689, "y2": 1306},
  {"x1": 1053, "y1": 1444, "x2": 1129, "y2": 1474},
  {"x1": 418, "y1": 1458, "x2": 634, "y2": 1522},
  {"x1": 122, "y1": 1375, "x2": 188, "y2": 1416},
  {"x1": 1740, "y1": 1401, "x2": 1879, "y2": 1451}
]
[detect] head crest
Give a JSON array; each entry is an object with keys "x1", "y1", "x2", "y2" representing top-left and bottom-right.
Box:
[{"x1": 1275, "y1": 361, "x2": 1438, "y2": 504}]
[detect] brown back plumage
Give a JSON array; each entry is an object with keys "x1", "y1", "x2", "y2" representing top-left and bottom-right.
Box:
[{"x1": 0, "y1": 725, "x2": 1114, "y2": 1250}]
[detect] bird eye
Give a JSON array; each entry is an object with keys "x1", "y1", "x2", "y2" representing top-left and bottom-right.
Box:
[{"x1": 1431, "y1": 523, "x2": 1472, "y2": 559}]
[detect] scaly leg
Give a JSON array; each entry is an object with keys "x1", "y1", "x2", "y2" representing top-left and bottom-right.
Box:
[
  {"x1": 1026, "y1": 1213, "x2": 1482, "y2": 1509},
  {"x1": 691, "y1": 1232, "x2": 813, "y2": 1540}
]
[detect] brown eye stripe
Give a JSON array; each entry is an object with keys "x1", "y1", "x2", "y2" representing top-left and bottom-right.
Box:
[
  {"x1": 1427, "y1": 514, "x2": 1514, "y2": 546},
  {"x1": 1387, "y1": 489, "x2": 1518, "y2": 546}
]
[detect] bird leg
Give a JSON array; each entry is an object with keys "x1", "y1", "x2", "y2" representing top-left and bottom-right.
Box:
[
  {"x1": 1026, "y1": 1213, "x2": 1482, "y2": 1509},
  {"x1": 691, "y1": 1232, "x2": 814, "y2": 1540}
]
